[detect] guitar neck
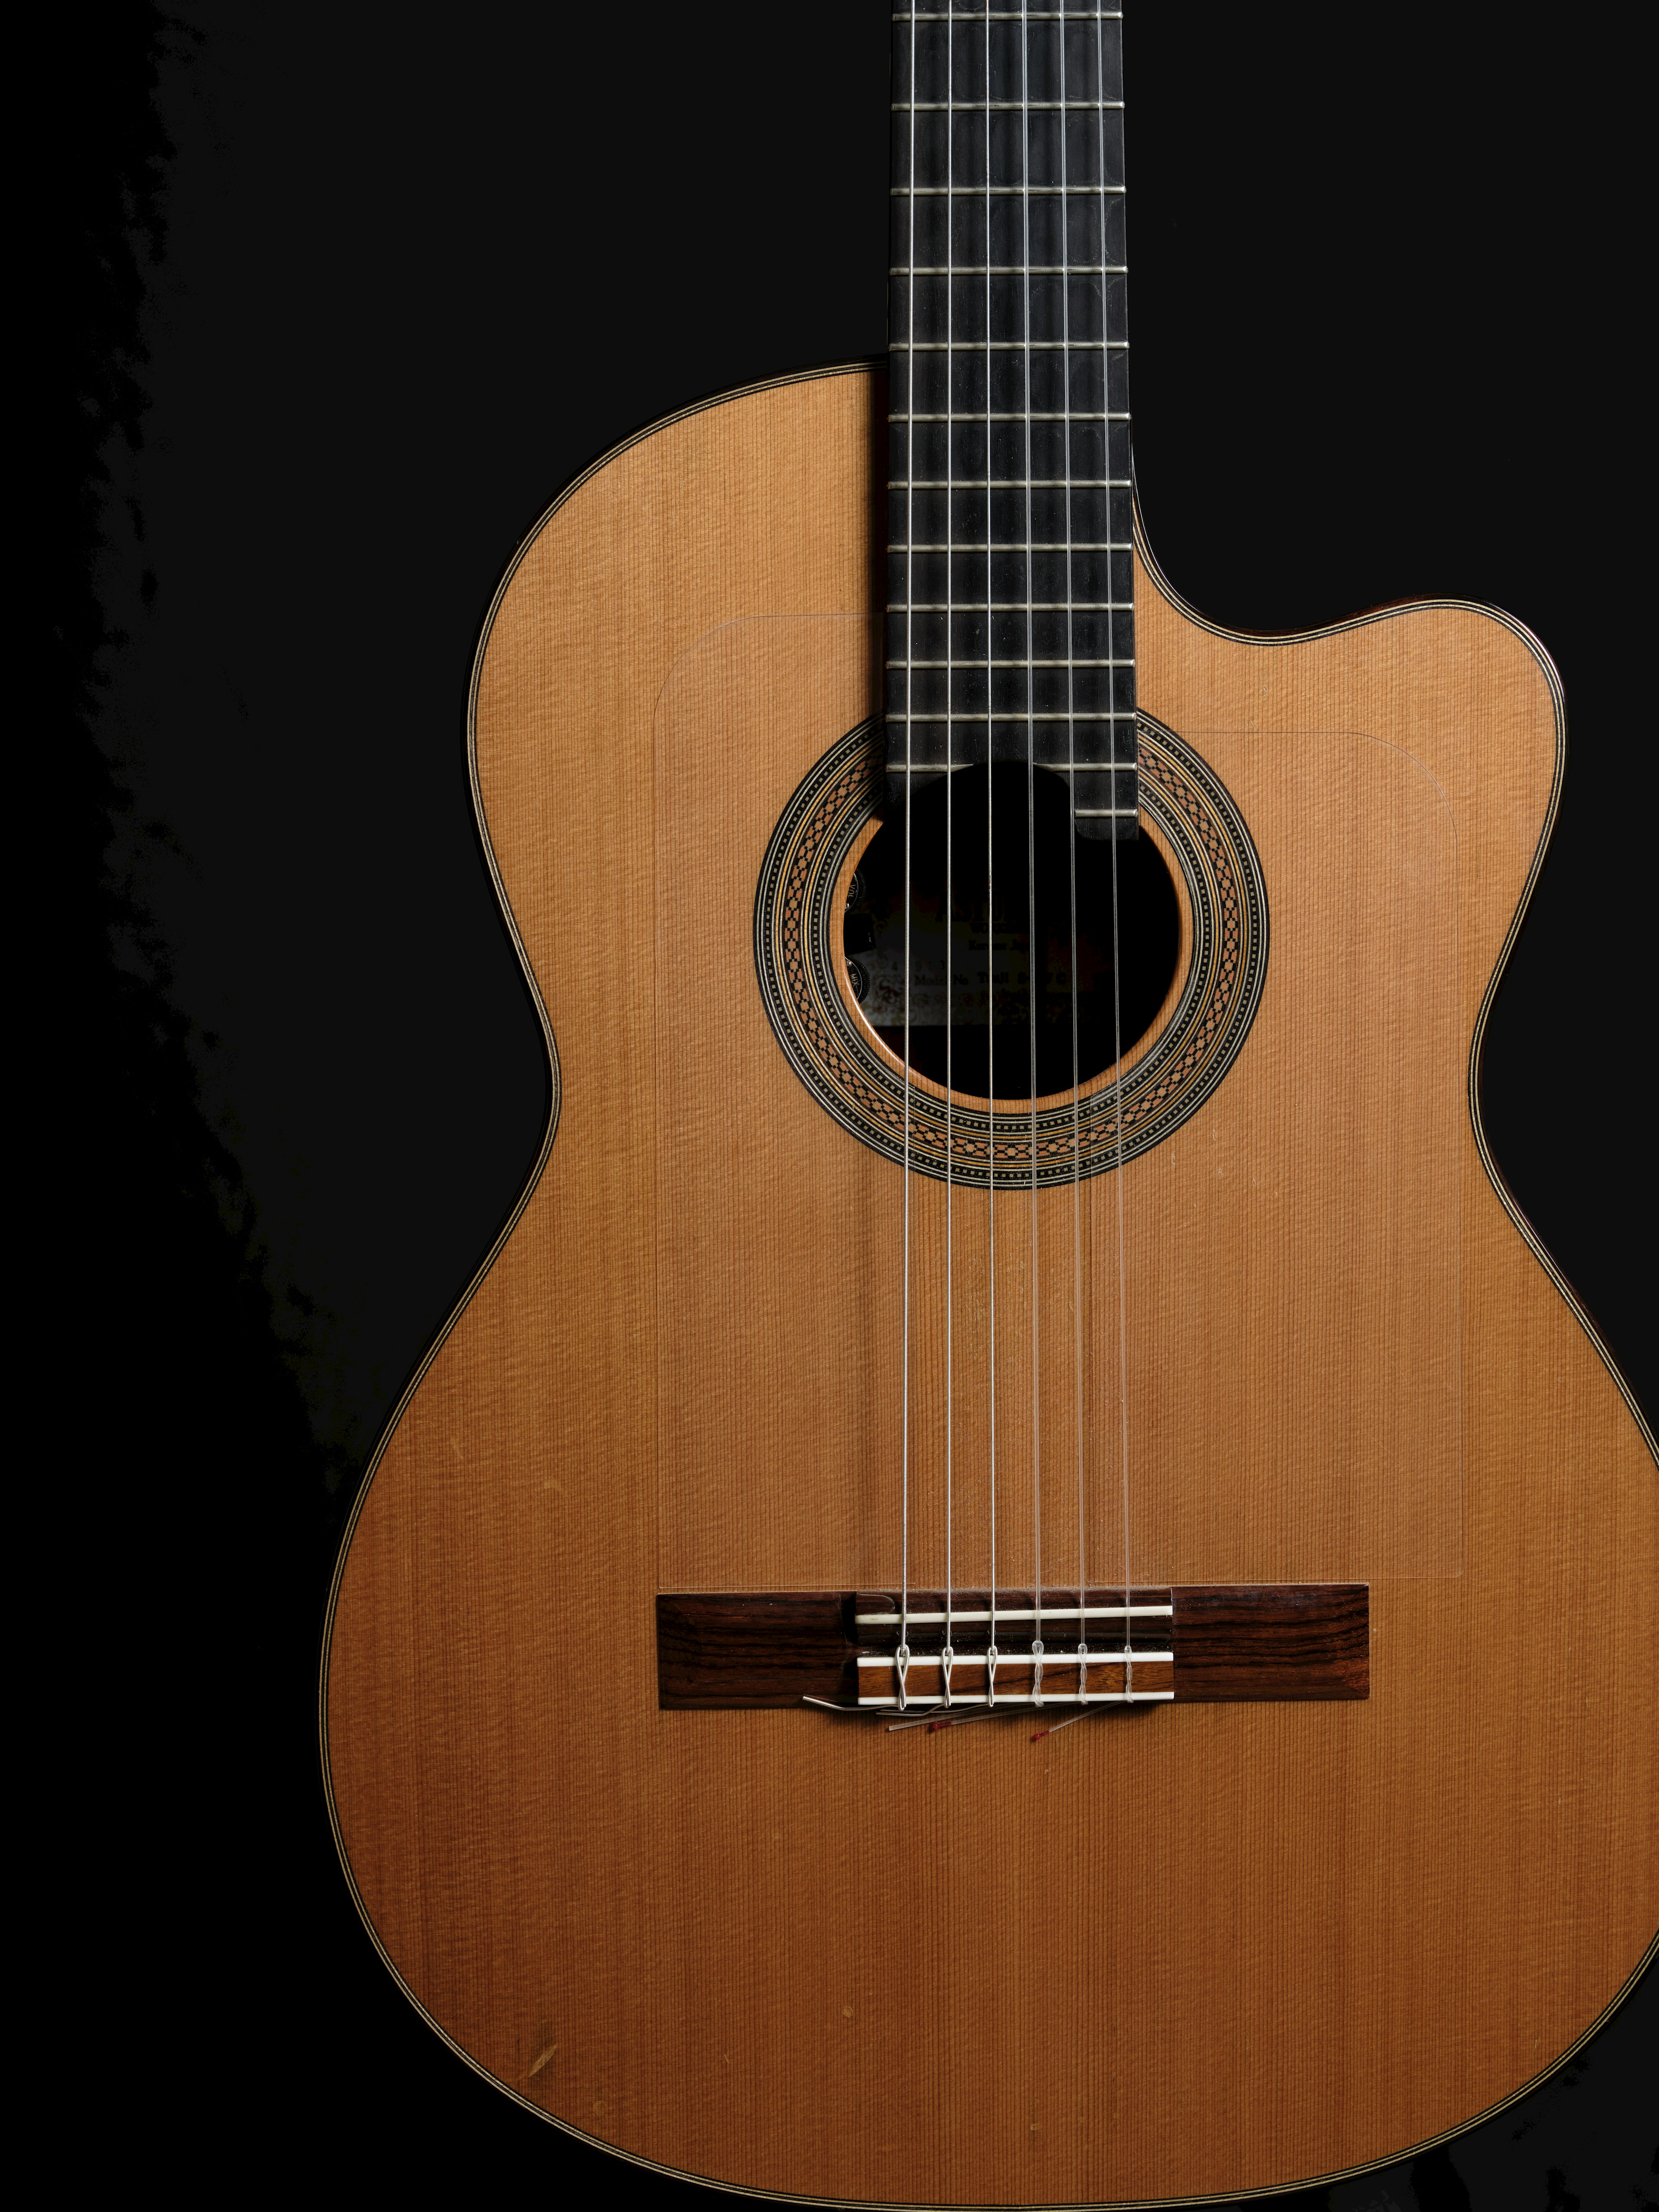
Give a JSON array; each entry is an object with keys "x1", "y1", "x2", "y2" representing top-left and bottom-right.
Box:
[{"x1": 886, "y1": 1, "x2": 1138, "y2": 838}]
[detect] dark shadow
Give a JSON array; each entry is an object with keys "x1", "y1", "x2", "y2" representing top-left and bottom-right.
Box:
[{"x1": 854, "y1": 762, "x2": 1180, "y2": 1096}]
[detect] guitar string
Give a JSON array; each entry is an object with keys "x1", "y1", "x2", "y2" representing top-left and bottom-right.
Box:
[
  {"x1": 942, "y1": 0, "x2": 957, "y2": 1709},
  {"x1": 1062, "y1": 0, "x2": 1090, "y2": 1701},
  {"x1": 898, "y1": 0, "x2": 920, "y2": 1713},
  {"x1": 983, "y1": 0, "x2": 1000, "y2": 1704},
  {"x1": 899, "y1": 2, "x2": 1129, "y2": 1716},
  {"x1": 1020, "y1": 0, "x2": 1045, "y2": 1709},
  {"x1": 1097, "y1": 0, "x2": 1134, "y2": 1674}
]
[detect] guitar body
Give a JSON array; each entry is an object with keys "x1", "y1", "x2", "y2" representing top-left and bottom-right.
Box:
[{"x1": 322, "y1": 366, "x2": 1655, "y2": 2206}]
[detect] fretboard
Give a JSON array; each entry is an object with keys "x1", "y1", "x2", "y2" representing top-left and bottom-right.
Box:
[{"x1": 886, "y1": 2, "x2": 1135, "y2": 838}]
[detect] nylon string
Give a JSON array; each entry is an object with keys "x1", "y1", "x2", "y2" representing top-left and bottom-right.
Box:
[
  {"x1": 896, "y1": 0, "x2": 1133, "y2": 1720},
  {"x1": 897, "y1": 0, "x2": 919, "y2": 1713},
  {"x1": 983, "y1": 0, "x2": 1000, "y2": 1707},
  {"x1": 1019, "y1": 0, "x2": 1046, "y2": 1707},
  {"x1": 942, "y1": 0, "x2": 957, "y2": 1708},
  {"x1": 1061, "y1": 0, "x2": 1089, "y2": 1701},
  {"x1": 1097, "y1": 0, "x2": 1134, "y2": 1674}
]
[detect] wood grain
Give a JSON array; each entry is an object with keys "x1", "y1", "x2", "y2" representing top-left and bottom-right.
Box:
[
  {"x1": 656, "y1": 1591, "x2": 855, "y2": 1708},
  {"x1": 658, "y1": 622, "x2": 1462, "y2": 1594},
  {"x1": 1171, "y1": 1584, "x2": 1369, "y2": 1700},
  {"x1": 322, "y1": 367, "x2": 1656, "y2": 2206}
]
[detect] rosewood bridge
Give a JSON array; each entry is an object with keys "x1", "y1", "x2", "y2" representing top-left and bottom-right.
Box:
[{"x1": 657, "y1": 1585, "x2": 1368, "y2": 1711}]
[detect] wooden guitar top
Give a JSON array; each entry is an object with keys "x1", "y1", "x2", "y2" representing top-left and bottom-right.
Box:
[{"x1": 322, "y1": 367, "x2": 1655, "y2": 2206}]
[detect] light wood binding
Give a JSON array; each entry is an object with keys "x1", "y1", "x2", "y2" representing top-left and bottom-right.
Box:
[{"x1": 321, "y1": 366, "x2": 1656, "y2": 2207}]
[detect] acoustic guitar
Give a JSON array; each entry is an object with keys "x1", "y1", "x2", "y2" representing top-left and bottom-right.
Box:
[{"x1": 321, "y1": 3, "x2": 1656, "y2": 2201}]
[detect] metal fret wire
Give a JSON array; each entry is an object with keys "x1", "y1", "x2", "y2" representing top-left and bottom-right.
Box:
[
  {"x1": 895, "y1": 97, "x2": 1122, "y2": 108},
  {"x1": 899, "y1": 540, "x2": 1126, "y2": 548},
  {"x1": 895, "y1": 263, "x2": 1122, "y2": 271},
  {"x1": 893, "y1": 340, "x2": 1127, "y2": 348},
  {"x1": 895, "y1": 183, "x2": 1123, "y2": 194},
  {"x1": 897, "y1": 600, "x2": 1128, "y2": 608}
]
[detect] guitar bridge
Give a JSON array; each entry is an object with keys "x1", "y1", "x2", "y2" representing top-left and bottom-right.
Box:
[{"x1": 655, "y1": 1586, "x2": 1368, "y2": 1710}]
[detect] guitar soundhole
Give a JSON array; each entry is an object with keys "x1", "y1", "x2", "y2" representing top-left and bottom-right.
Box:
[
  {"x1": 846, "y1": 764, "x2": 1181, "y2": 1099},
  {"x1": 752, "y1": 715, "x2": 1266, "y2": 1186}
]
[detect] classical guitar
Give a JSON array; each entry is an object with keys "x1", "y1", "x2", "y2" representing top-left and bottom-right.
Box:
[{"x1": 322, "y1": 4, "x2": 1656, "y2": 2202}]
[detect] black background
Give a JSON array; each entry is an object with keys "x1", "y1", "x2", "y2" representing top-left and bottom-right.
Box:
[{"x1": 56, "y1": 2, "x2": 1653, "y2": 2202}]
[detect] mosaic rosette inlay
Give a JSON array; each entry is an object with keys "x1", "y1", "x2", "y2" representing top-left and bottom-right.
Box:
[{"x1": 753, "y1": 713, "x2": 1267, "y2": 1184}]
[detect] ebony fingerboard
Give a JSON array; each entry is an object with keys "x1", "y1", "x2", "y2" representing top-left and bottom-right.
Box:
[{"x1": 887, "y1": 3, "x2": 1135, "y2": 839}]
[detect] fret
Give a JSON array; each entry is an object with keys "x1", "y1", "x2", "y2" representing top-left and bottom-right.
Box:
[
  {"x1": 894, "y1": 340, "x2": 1128, "y2": 350},
  {"x1": 891, "y1": 542, "x2": 1129, "y2": 551},
  {"x1": 890, "y1": 480, "x2": 1128, "y2": 489},
  {"x1": 894, "y1": 713, "x2": 1137, "y2": 759},
  {"x1": 889, "y1": 714, "x2": 1136, "y2": 725},
  {"x1": 894, "y1": 101, "x2": 1124, "y2": 111},
  {"x1": 899, "y1": 371, "x2": 1127, "y2": 416},
  {"x1": 894, "y1": 722, "x2": 1137, "y2": 740},
  {"x1": 888, "y1": 605, "x2": 1131, "y2": 626},
  {"x1": 894, "y1": 184, "x2": 1125, "y2": 196},
  {"x1": 898, "y1": 747, "x2": 1141, "y2": 774},
  {"x1": 896, "y1": 286, "x2": 1126, "y2": 346},
  {"x1": 899, "y1": 720, "x2": 1138, "y2": 737},
  {"x1": 895, "y1": 264, "x2": 1122, "y2": 273},
  {"x1": 893, "y1": 671, "x2": 1136, "y2": 711},
  {"x1": 899, "y1": 209, "x2": 1122, "y2": 273},
  {"x1": 888, "y1": 658, "x2": 1135, "y2": 667},
  {"x1": 887, "y1": 778, "x2": 1134, "y2": 793},
  {"x1": 891, "y1": 725, "x2": 1135, "y2": 736},
  {"x1": 889, "y1": 0, "x2": 1135, "y2": 837},
  {"x1": 897, "y1": 544, "x2": 1129, "y2": 578},
  {"x1": 890, "y1": 759, "x2": 1136, "y2": 785},
  {"x1": 890, "y1": 601, "x2": 1130, "y2": 611},
  {"x1": 842, "y1": 810, "x2": 1147, "y2": 836},
  {"x1": 893, "y1": 684, "x2": 1134, "y2": 706},
  {"x1": 895, "y1": 267, "x2": 1124, "y2": 292},
  {"x1": 893, "y1": 485, "x2": 1127, "y2": 522},
  {"x1": 889, "y1": 610, "x2": 1132, "y2": 660},
  {"x1": 893, "y1": 425, "x2": 1129, "y2": 474}
]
